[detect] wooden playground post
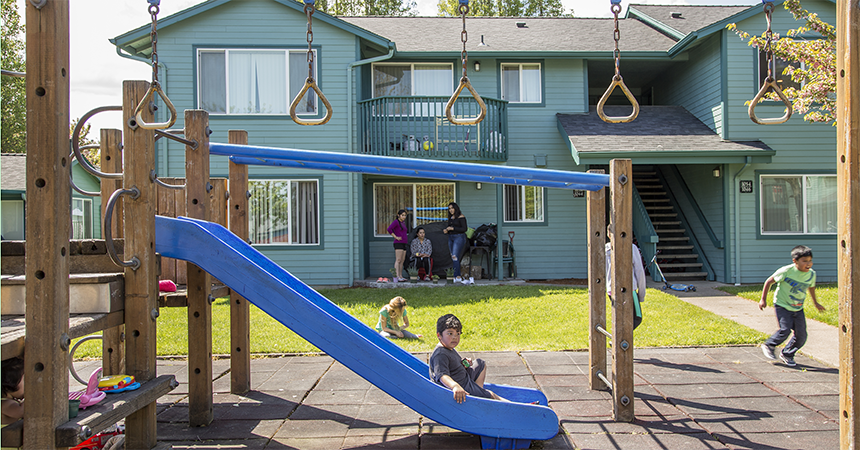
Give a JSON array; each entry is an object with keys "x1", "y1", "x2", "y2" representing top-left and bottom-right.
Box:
[
  {"x1": 228, "y1": 130, "x2": 252, "y2": 394},
  {"x1": 23, "y1": 0, "x2": 71, "y2": 447},
  {"x1": 587, "y1": 169, "x2": 607, "y2": 390},
  {"x1": 609, "y1": 159, "x2": 634, "y2": 422},
  {"x1": 99, "y1": 129, "x2": 125, "y2": 376},
  {"x1": 185, "y1": 110, "x2": 214, "y2": 427},
  {"x1": 122, "y1": 80, "x2": 159, "y2": 448},
  {"x1": 837, "y1": 0, "x2": 859, "y2": 447}
]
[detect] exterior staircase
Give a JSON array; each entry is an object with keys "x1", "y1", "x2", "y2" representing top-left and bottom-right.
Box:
[{"x1": 633, "y1": 170, "x2": 708, "y2": 281}]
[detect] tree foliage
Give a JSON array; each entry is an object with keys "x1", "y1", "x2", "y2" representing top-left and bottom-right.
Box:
[
  {"x1": 70, "y1": 119, "x2": 100, "y2": 169},
  {"x1": 437, "y1": 0, "x2": 571, "y2": 17},
  {"x1": 2, "y1": 0, "x2": 26, "y2": 153},
  {"x1": 727, "y1": 0, "x2": 836, "y2": 125},
  {"x1": 310, "y1": 0, "x2": 417, "y2": 16}
]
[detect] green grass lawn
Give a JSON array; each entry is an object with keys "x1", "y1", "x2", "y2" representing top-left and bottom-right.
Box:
[
  {"x1": 71, "y1": 285, "x2": 765, "y2": 358},
  {"x1": 716, "y1": 283, "x2": 838, "y2": 327}
]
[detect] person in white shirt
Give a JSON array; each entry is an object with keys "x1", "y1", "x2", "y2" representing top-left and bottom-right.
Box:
[{"x1": 605, "y1": 224, "x2": 647, "y2": 330}]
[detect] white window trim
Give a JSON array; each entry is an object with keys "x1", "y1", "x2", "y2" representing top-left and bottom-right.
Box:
[
  {"x1": 759, "y1": 174, "x2": 836, "y2": 235},
  {"x1": 250, "y1": 178, "x2": 320, "y2": 246},
  {"x1": 370, "y1": 62, "x2": 454, "y2": 97},
  {"x1": 197, "y1": 48, "x2": 318, "y2": 116},
  {"x1": 372, "y1": 182, "x2": 456, "y2": 237},
  {"x1": 503, "y1": 185, "x2": 545, "y2": 223},
  {"x1": 500, "y1": 63, "x2": 542, "y2": 103}
]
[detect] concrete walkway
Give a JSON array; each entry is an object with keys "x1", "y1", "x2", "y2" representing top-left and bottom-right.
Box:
[{"x1": 650, "y1": 280, "x2": 839, "y2": 368}]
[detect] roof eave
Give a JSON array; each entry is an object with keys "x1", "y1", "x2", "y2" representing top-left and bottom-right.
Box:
[
  {"x1": 573, "y1": 149, "x2": 775, "y2": 165},
  {"x1": 627, "y1": 6, "x2": 686, "y2": 41}
]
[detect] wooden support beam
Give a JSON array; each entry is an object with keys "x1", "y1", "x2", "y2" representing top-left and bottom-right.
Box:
[
  {"x1": 609, "y1": 159, "x2": 634, "y2": 422},
  {"x1": 23, "y1": 1, "x2": 71, "y2": 448},
  {"x1": 185, "y1": 110, "x2": 214, "y2": 427},
  {"x1": 122, "y1": 81, "x2": 159, "y2": 449},
  {"x1": 587, "y1": 169, "x2": 607, "y2": 391},
  {"x1": 837, "y1": 0, "x2": 860, "y2": 448},
  {"x1": 100, "y1": 129, "x2": 125, "y2": 377},
  {"x1": 228, "y1": 130, "x2": 252, "y2": 395}
]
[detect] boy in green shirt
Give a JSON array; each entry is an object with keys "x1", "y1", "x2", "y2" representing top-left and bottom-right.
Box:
[{"x1": 759, "y1": 245, "x2": 825, "y2": 367}]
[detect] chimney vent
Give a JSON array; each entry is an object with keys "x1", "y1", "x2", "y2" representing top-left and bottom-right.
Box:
[
  {"x1": 516, "y1": 22, "x2": 527, "y2": 28},
  {"x1": 671, "y1": 12, "x2": 682, "y2": 18}
]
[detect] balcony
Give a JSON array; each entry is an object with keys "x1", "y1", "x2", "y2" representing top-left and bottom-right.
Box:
[{"x1": 358, "y1": 96, "x2": 508, "y2": 161}]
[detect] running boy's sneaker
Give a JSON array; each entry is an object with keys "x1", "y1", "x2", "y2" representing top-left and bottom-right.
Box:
[
  {"x1": 761, "y1": 343, "x2": 777, "y2": 361},
  {"x1": 780, "y1": 353, "x2": 797, "y2": 367}
]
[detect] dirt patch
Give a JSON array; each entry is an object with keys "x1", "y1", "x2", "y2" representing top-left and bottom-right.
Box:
[{"x1": 525, "y1": 278, "x2": 588, "y2": 286}]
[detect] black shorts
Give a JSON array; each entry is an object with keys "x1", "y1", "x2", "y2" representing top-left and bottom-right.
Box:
[{"x1": 394, "y1": 243, "x2": 408, "y2": 250}]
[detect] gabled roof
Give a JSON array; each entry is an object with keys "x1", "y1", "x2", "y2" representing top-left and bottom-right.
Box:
[
  {"x1": 627, "y1": 4, "x2": 751, "y2": 40},
  {"x1": 557, "y1": 106, "x2": 775, "y2": 165},
  {"x1": 340, "y1": 16, "x2": 676, "y2": 54},
  {"x1": 1, "y1": 153, "x2": 26, "y2": 193},
  {"x1": 110, "y1": 0, "x2": 392, "y2": 58}
]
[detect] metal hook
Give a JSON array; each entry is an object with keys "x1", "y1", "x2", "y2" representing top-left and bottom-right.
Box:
[
  {"x1": 596, "y1": 76, "x2": 640, "y2": 123},
  {"x1": 289, "y1": 77, "x2": 333, "y2": 126},
  {"x1": 133, "y1": 83, "x2": 178, "y2": 130},
  {"x1": 445, "y1": 77, "x2": 487, "y2": 125},
  {"x1": 748, "y1": 77, "x2": 793, "y2": 125},
  {"x1": 71, "y1": 106, "x2": 124, "y2": 179}
]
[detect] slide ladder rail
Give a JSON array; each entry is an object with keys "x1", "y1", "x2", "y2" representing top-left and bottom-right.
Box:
[{"x1": 154, "y1": 215, "x2": 558, "y2": 442}]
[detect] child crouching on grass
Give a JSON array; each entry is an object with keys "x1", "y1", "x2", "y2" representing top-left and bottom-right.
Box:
[
  {"x1": 429, "y1": 314, "x2": 505, "y2": 403},
  {"x1": 376, "y1": 296, "x2": 422, "y2": 339}
]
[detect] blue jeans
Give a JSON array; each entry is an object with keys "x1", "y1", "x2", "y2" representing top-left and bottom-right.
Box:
[
  {"x1": 765, "y1": 305, "x2": 807, "y2": 357},
  {"x1": 448, "y1": 233, "x2": 468, "y2": 277}
]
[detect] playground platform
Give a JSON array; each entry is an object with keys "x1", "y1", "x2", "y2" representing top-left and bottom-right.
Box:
[{"x1": 70, "y1": 345, "x2": 837, "y2": 449}]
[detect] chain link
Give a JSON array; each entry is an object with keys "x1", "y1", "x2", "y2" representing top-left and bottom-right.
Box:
[
  {"x1": 763, "y1": 2, "x2": 775, "y2": 81},
  {"x1": 459, "y1": 4, "x2": 470, "y2": 79},
  {"x1": 305, "y1": 4, "x2": 316, "y2": 81},
  {"x1": 149, "y1": 3, "x2": 160, "y2": 86},
  {"x1": 611, "y1": 3, "x2": 622, "y2": 79}
]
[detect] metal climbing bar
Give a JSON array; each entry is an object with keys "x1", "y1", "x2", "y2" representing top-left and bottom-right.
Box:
[
  {"x1": 748, "y1": 1, "x2": 793, "y2": 125},
  {"x1": 209, "y1": 143, "x2": 610, "y2": 188},
  {"x1": 596, "y1": 0, "x2": 639, "y2": 123}
]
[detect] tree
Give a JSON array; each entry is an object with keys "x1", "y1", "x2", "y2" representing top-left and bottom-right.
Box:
[
  {"x1": 727, "y1": 0, "x2": 836, "y2": 125},
  {"x1": 70, "y1": 119, "x2": 100, "y2": 169},
  {"x1": 2, "y1": 0, "x2": 26, "y2": 153},
  {"x1": 309, "y1": 0, "x2": 417, "y2": 16},
  {"x1": 436, "y1": 0, "x2": 571, "y2": 17}
]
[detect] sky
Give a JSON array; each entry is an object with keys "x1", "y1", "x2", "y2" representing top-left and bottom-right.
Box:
[{"x1": 15, "y1": 0, "x2": 760, "y2": 133}]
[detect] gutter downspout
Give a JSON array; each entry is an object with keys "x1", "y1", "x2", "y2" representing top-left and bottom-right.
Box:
[
  {"x1": 346, "y1": 43, "x2": 396, "y2": 286},
  {"x1": 733, "y1": 156, "x2": 751, "y2": 285},
  {"x1": 115, "y1": 46, "x2": 169, "y2": 177}
]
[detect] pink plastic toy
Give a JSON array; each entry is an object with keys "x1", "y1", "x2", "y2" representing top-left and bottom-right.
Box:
[
  {"x1": 69, "y1": 368, "x2": 106, "y2": 409},
  {"x1": 159, "y1": 279, "x2": 177, "y2": 292}
]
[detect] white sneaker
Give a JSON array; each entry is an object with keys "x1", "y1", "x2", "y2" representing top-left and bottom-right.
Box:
[
  {"x1": 460, "y1": 277, "x2": 471, "y2": 285},
  {"x1": 468, "y1": 277, "x2": 475, "y2": 285},
  {"x1": 453, "y1": 277, "x2": 462, "y2": 284}
]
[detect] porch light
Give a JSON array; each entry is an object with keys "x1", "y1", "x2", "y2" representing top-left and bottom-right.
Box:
[
  {"x1": 713, "y1": 166, "x2": 721, "y2": 178},
  {"x1": 474, "y1": 61, "x2": 481, "y2": 72},
  {"x1": 476, "y1": 182, "x2": 483, "y2": 190}
]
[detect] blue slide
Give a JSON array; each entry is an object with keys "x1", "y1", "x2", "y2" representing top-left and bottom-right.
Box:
[{"x1": 154, "y1": 216, "x2": 558, "y2": 449}]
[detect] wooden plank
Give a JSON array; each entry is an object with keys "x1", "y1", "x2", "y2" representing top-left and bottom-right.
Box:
[
  {"x1": 100, "y1": 129, "x2": 124, "y2": 240},
  {"x1": 174, "y1": 185, "x2": 188, "y2": 285},
  {"x1": 157, "y1": 284, "x2": 229, "y2": 308},
  {"x1": 609, "y1": 159, "x2": 634, "y2": 422},
  {"x1": 0, "y1": 375, "x2": 177, "y2": 448},
  {"x1": 23, "y1": 0, "x2": 71, "y2": 447},
  {"x1": 210, "y1": 178, "x2": 228, "y2": 228},
  {"x1": 586, "y1": 169, "x2": 607, "y2": 391},
  {"x1": 185, "y1": 110, "x2": 214, "y2": 427},
  {"x1": 156, "y1": 177, "x2": 179, "y2": 283},
  {"x1": 837, "y1": 1, "x2": 860, "y2": 448},
  {"x1": 228, "y1": 129, "x2": 251, "y2": 395},
  {"x1": 122, "y1": 80, "x2": 159, "y2": 449}
]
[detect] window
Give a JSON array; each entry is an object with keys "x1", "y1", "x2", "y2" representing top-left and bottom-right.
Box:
[
  {"x1": 504, "y1": 185, "x2": 544, "y2": 222},
  {"x1": 249, "y1": 179, "x2": 319, "y2": 245},
  {"x1": 758, "y1": 51, "x2": 802, "y2": 93},
  {"x1": 372, "y1": 63, "x2": 453, "y2": 115},
  {"x1": 71, "y1": 198, "x2": 93, "y2": 239},
  {"x1": 373, "y1": 183, "x2": 455, "y2": 236},
  {"x1": 760, "y1": 175, "x2": 836, "y2": 234},
  {"x1": 501, "y1": 63, "x2": 541, "y2": 103},
  {"x1": 198, "y1": 49, "x2": 317, "y2": 115},
  {"x1": 1, "y1": 200, "x2": 24, "y2": 240}
]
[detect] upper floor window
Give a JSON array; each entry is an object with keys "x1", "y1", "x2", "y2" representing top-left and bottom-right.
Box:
[
  {"x1": 501, "y1": 63, "x2": 541, "y2": 103},
  {"x1": 1, "y1": 200, "x2": 24, "y2": 240},
  {"x1": 760, "y1": 174, "x2": 836, "y2": 235},
  {"x1": 504, "y1": 185, "x2": 544, "y2": 222},
  {"x1": 249, "y1": 179, "x2": 320, "y2": 245},
  {"x1": 373, "y1": 182, "x2": 455, "y2": 236},
  {"x1": 198, "y1": 49, "x2": 317, "y2": 115},
  {"x1": 372, "y1": 63, "x2": 453, "y2": 98},
  {"x1": 71, "y1": 198, "x2": 93, "y2": 239},
  {"x1": 758, "y1": 51, "x2": 802, "y2": 93}
]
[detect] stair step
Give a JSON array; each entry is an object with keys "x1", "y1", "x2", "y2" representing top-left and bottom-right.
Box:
[
  {"x1": 636, "y1": 184, "x2": 663, "y2": 189},
  {"x1": 657, "y1": 245, "x2": 694, "y2": 250},
  {"x1": 660, "y1": 262, "x2": 703, "y2": 268},
  {"x1": 660, "y1": 237, "x2": 690, "y2": 242},
  {"x1": 657, "y1": 254, "x2": 699, "y2": 259},
  {"x1": 658, "y1": 230, "x2": 687, "y2": 235},
  {"x1": 645, "y1": 206, "x2": 674, "y2": 211},
  {"x1": 664, "y1": 272, "x2": 708, "y2": 279},
  {"x1": 641, "y1": 199, "x2": 670, "y2": 203},
  {"x1": 652, "y1": 221, "x2": 681, "y2": 226},
  {"x1": 649, "y1": 213, "x2": 678, "y2": 218},
  {"x1": 633, "y1": 171, "x2": 656, "y2": 176}
]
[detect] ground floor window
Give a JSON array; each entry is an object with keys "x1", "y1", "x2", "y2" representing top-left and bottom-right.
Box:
[
  {"x1": 72, "y1": 198, "x2": 93, "y2": 239},
  {"x1": 760, "y1": 174, "x2": 836, "y2": 234},
  {"x1": 1, "y1": 200, "x2": 24, "y2": 240},
  {"x1": 373, "y1": 182, "x2": 455, "y2": 236},
  {"x1": 504, "y1": 185, "x2": 544, "y2": 222},
  {"x1": 249, "y1": 179, "x2": 319, "y2": 245}
]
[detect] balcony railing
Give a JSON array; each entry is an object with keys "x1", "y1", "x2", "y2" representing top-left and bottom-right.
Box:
[{"x1": 358, "y1": 96, "x2": 508, "y2": 161}]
